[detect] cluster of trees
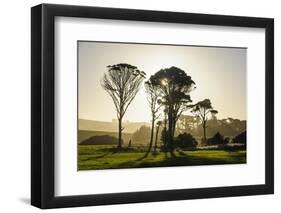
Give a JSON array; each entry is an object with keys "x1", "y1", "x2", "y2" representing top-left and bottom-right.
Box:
[
  {"x1": 176, "y1": 115, "x2": 246, "y2": 138},
  {"x1": 130, "y1": 125, "x2": 246, "y2": 146},
  {"x1": 206, "y1": 132, "x2": 229, "y2": 146},
  {"x1": 102, "y1": 63, "x2": 229, "y2": 156},
  {"x1": 173, "y1": 131, "x2": 246, "y2": 149},
  {"x1": 232, "y1": 131, "x2": 246, "y2": 144},
  {"x1": 204, "y1": 131, "x2": 246, "y2": 147},
  {"x1": 80, "y1": 128, "x2": 246, "y2": 147},
  {"x1": 173, "y1": 132, "x2": 229, "y2": 148}
]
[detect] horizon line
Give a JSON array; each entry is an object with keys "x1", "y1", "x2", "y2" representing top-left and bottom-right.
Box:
[{"x1": 79, "y1": 117, "x2": 247, "y2": 122}]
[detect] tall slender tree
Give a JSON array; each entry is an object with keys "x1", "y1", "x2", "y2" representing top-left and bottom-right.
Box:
[
  {"x1": 191, "y1": 99, "x2": 218, "y2": 145},
  {"x1": 101, "y1": 63, "x2": 146, "y2": 148},
  {"x1": 145, "y1": 79, "x2": 162, "y2": 153}
]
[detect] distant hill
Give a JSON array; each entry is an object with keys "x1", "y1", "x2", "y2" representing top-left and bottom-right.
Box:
[
  {"x1": 78, "y1": 130, "x2": 132, "y2": 144},
  {"x1": 80, "y1": 135, "x2": 118, "y2": 145},
  {"x1": 79, "y1": 119, "x2": 149, "y2": 133}
]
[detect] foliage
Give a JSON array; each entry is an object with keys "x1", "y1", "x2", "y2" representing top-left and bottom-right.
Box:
[
  {"x1": 191, "y1": 99, "x2": 218, "y2": 144},
  {"x1": 147, "y1": 66, "x2": 196, "y2": 153},
  {"x1": 206, "y1": 132, "x2": 228, "y2": 145},
  {"x1": 174, "y1": 133, "x2": 198, "y2": 148},
  {"x1": 232, "y1": 131, "x2": 247, "y2": 144},
  {"x1": 176, "y1": 115, "x2": 246, "y2": 137}
]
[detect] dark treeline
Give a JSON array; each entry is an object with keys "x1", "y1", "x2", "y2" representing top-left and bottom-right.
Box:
[
  {"x1": 176, "y1": 115, "x2": 246, "y2": 138},
  {"x1": 130, "y1": 121, "x2": 246, "y2": 147}
]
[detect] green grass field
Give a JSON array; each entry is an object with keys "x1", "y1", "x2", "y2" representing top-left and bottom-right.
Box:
[{"x1": 78, "y1": 145, "x2": 246, "y2": 170}]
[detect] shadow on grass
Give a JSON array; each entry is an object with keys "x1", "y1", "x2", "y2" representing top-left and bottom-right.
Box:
[
  {"x1": 136, "y1": 150, "x2": 171, "y2": 162},
  {"x1": 176, "y1": 149, "x2": 187, "y2": 156},
  {"x1": 81, "y1": 148, "x2": 120, "y2": 161},
  {"x1": 136, "y1": 153, "x2": 149, "y2": 161},
  {"x1": 115, "y1": 152, "x2": 246, "y2": 169}
]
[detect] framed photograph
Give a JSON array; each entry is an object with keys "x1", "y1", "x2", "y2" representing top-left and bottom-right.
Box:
[{"x1": 31, "y1": 4, "x2": 274, "y2": 209}]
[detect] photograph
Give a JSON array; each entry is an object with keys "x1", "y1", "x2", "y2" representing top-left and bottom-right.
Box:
[
  {"x1": 30, "y1": 3, "x2": 274, "y2": 209},
  {"x1": 78, "y1": 41, "x2": 247, "y2": 171}
]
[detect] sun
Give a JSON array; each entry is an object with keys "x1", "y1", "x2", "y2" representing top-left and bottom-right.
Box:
[{"x1": 161, "y1": 78, "x2": 168, "y2": 86}]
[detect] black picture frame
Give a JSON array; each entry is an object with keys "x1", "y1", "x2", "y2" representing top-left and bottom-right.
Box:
[{"x1": 31, "y1": 3, "x2": 274, "y2": 209}]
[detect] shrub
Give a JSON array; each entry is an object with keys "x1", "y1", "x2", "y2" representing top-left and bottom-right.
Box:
[
  {"x1": 206, "y1": 132, "x2": 228, "y2": 145},
  {"x1": 174, "y1": 133, "x2": 198, "y2": 148},
  {"x1": 232, "y1": 131, "x2": 246, "y2": 144}
]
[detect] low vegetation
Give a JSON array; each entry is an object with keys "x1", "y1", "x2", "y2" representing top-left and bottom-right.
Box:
[
  {"x1": 78, "y1": 129, "x2": 246, "y2": 170},
  {"x1": 78, "y1": 145, "x2": 246, "y2": 170}
]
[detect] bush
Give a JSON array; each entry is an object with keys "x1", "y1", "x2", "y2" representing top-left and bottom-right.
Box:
[
  {"x1": 174, "y1": 133, "x2": 198, "y2": 148},
  {"x1": 206, "y1": 132, "x2": 228, "y2": 145},
  {"x1": 232, "y1": 131, "x2": 246, "y2": 144}
]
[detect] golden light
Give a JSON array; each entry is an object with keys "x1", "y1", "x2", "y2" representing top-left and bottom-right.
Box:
[{"x1": 161, "y1": 78, "x2": 168, "y2": 86}]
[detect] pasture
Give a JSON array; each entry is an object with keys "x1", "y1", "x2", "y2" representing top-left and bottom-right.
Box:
[{"x1": 78, "y1": 145, "x2": 246, "y2": 170}]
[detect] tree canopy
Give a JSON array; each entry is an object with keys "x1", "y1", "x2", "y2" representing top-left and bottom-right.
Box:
[
  {"x1": 102, "y1": 63, "x2": 146, "y2": 120},
  {"x1": 191, "y1": 99, "x2": 218, "y2": 144},
  {"x1": 147, "y1": 66, "x2": 196, "y2": 153}
]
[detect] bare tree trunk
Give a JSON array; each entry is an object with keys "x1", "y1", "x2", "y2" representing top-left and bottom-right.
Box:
[
  {"x1": 162, "y1": 111, "x2": 168, "y2": 152},
  {"x1": 118, "y1": 117, "x2": 122, "y2": 149},
  {"x1": 172, "y1": 119, "x2": 177, "y2": 138},
  {"x1": 154, "y1": 126, "x2": 159, "y2": 152},
  {"x1": 128, "y1": 139, "x2": 132, "y2": 148},
  {"x1": 202, "y1": 121, "x2": 206, "y2": 145},
  {"x1": 147, "y1": 116, "x2": 155, "y2": 153},
  {"x1": 167, "y1": 109, "x2": 175, "y2": 157}
]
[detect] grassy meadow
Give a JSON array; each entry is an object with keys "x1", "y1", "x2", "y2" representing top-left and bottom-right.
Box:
[{"x1": 78, "y1": 145, "x2": 246, "y2": 170}]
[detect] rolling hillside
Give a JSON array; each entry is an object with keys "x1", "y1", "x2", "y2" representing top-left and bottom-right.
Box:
[
  {"x1": 79, "y1": 119, "x2": 149, "y2": 133},
  {"x1": 78, "y1": 130, "x2": 133, "y2": 144}
]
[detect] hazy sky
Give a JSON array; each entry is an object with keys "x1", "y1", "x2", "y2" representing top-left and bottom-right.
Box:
[{"x1": 78, "y1": 41, "x2": 246, "y2": 122}]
